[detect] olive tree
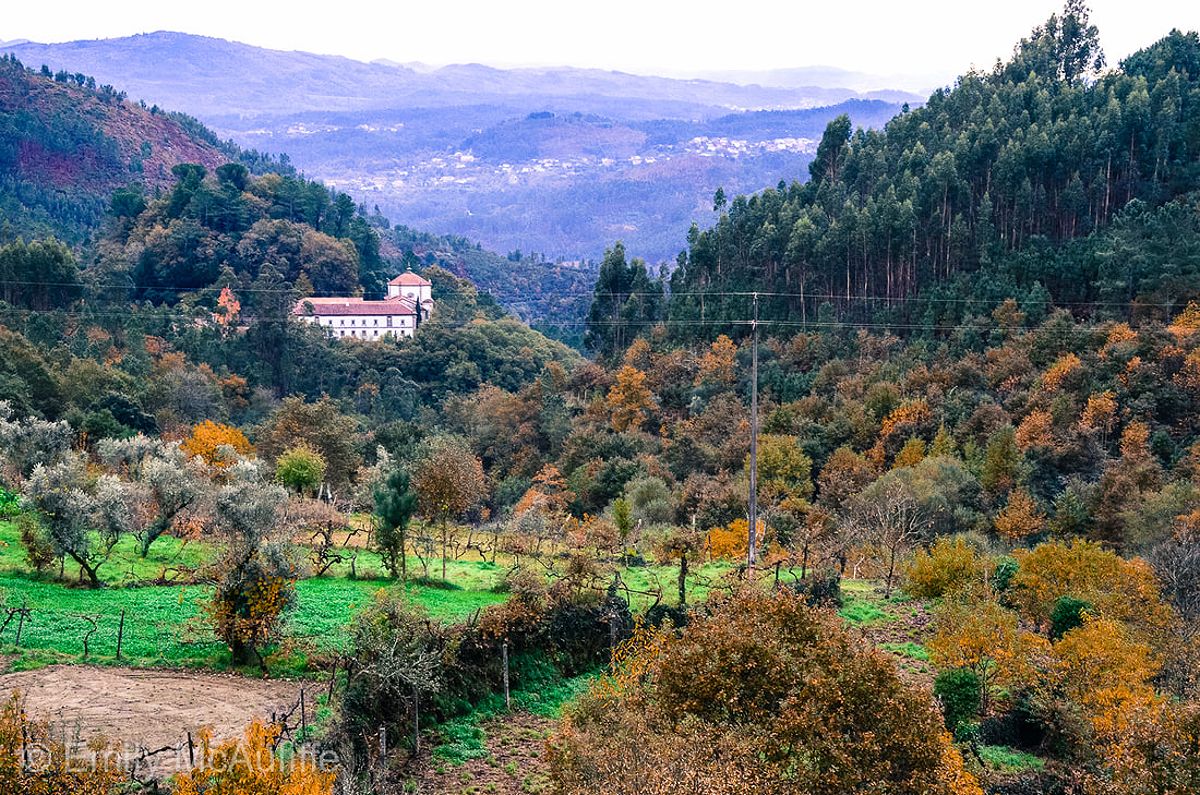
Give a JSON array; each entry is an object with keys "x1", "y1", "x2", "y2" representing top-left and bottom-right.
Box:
[
  {"x1": 0, "y1": 401, "x2": 72, "y2": 487},
  {"x1": 208, "y1": 461, "x2": 298, "y2": 667},
  {"x1": 96, "y1": 436, "x2": 209, "y2": 557},
  {"x1": 24, "y1": 454, "x2": 118, "y2": 587}
]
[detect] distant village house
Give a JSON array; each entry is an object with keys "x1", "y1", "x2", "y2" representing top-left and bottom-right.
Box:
[{"x1": 293, "y1": 269, "x2": 433, "y2": 339}]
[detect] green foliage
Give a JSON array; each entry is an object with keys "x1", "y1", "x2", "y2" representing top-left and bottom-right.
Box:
[
  {"x1": 0, "y1": 238, "x2": 81, "y2": 310},
  {"x1": 584, "y1": 242, "x2": 664, "y2": 357},
  {"x1": 881, "y1": 641, "x2": 930, "y2": 661},
  {"x1": 838, "y1": 595, "x2": 891, "y2": 625},
  {"x1": 993, "y1": 557, "x2": 1020, "y2": 593},
  {"x1": 0, "y1": 488, "x2": 18, "y2": 518},
  {"x1": 374, "y1": 468, "x2": 418, "y2": 580},
  {"x1": 934, "y1": 667, "x2": 983, "y2": 732},
  {"x1": 665, "y1": 20, "x2": 1200, "y2": 341},
  {"x1": 1049, "y1": 595, "x2": 1093, "y2": 640},
  {"x1": 275, "y1": 445, "x2": 326, "y2": 495},
  {"x1": 977, "y1": 745, "x2": 1046, "y2": 773}
]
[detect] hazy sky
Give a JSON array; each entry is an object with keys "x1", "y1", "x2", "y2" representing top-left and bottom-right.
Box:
[{"x1": 3, "y1": 0, "x2": 1198, "y2": 86}]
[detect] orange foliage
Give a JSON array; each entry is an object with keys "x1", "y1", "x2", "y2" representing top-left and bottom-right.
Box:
[
  {"x1": 1079, "y1": 391, "x2": 1118, "y2": 436},
  {"x1": 1042, "y1": 352, "x2": 1083, "y2": 390},
  {"x1": 994, "y1": 489, "x2": 1046, "y2": 543},
  {"x1": 182, "y1": 420, "x2": 253, "y2": 467},
  {"x1": 893, "y1": 436, "x2": 927, "y2": 469},
  {"x1": 213, "y1": 286, "x2": 241, "y2": 326},
  {"x1": 928, "y1": 598, "x2": 1046, "y2": 710},
  {"x1": 1175, "y1": 349, "x2": 1200, "y2": 394},
  {"x1": 879, "y1": 400, "x2": 932, "y2": 442},
  {"x1": 209, "y1": 575, "x2": 295, "y2": 655},
  {"x1": 606, "y1": 365, "x2": 655, "y2": 432},
  {"x1": 550, "y1": 591, "x2": 984, "y2": 795},
  {"x1": 0, "y1": 691, "x2": 124, "y2": 795},
  {"x1": 172, "y1": 719, "x2": 335, "y2": 795},
  {"x1": 904, "y1": 536, "x2": 986, "y2": 598},
  {"x1": 705, "y1": 518, "x2": 765, "y2": 561},
  {"x1": 1010, "y1": 540, "x2": 1174, "y2": 633},
  {"x1": 1168, "y1": 301, "x2": 1200, "y2": 339},
  {"x1": 1015, "y1": 409, "x2": 1055, "y2": 451},
  {"x1": 1102, "y1": 322, "x2": 1138, "y2": 354},
  {"x1": 695, "y1": 334, "x2": 738, "y2": 386}
]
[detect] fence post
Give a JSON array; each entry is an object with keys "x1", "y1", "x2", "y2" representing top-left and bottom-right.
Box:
[
  {"x1": 116, "y1": 609, "x2": 126, "y2": 661},
  {"x1": 14, "y1": 606, "x2": 26, "y2": 647},
  {"x1": 300, "y1": 687, "x2": 307, "y2": 742},
  {"x1": 501, "y1": 641, "x2": 510, "y2": 711},
  {"x1": 187, "y1": 731, "x2": 195, "y2": 768}
]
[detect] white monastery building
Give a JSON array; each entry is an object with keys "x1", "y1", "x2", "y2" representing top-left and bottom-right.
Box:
[{"x1": 293, "y1": 269, "x2": 433, "y2": 339}]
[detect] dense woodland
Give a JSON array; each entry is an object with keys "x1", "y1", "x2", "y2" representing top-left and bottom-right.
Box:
[{"x1": 2, "y1": 3, "x2": 1200, "y2": 794}]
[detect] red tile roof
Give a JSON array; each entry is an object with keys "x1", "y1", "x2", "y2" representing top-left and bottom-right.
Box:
[
  {"x1": 293, "y1": 297, "x2": 416, "y2": 317},
  {"x1": 388, "y1": 270, "x2": 432, "y2": 287}
]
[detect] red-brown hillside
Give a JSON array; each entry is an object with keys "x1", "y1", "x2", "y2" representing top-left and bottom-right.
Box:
[{"x1": 0, "y1": 57, "x2": 227, "y2": 194}]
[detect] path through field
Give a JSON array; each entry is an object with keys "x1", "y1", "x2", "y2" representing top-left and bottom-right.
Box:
[{"x1": 1, "y1": 665, "x2": 303, "y2": 763}]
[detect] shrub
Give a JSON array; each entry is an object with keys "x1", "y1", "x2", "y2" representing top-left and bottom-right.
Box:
[
  {"x1": 549, "y1": 590, "x2": 983, "y2": 795},
  {"x1": 1049, "y1": 596, "x2": 1092, "y2": 640},
  {"x1": 934, "y1": 668, "x2": 983, "y2": 732},
  {"x1": 0, "y1": 691, "x2": 125, "y2": 793},
  {"x1": 1010, "y1": 539, "x2": 1173, "y2": 632},
  {"x1": 275, "y1": 444, "x2": 326, "y2": 495},
  {"x1": 904, "y1": 536, "x2": 986, "y2": 598},
  {"x1": 17, "y1": 513, "x2": 56, "y2": 574},
  {"x1": 0, "y1": 487, "x2": 18, "y2": 517},
  {"x1": 338, "y1": 592, "x2": 444, "y2": 756},
  {"x1": 993, "y1": 556, "x2": 1019, "y2": 593},
  {"x1": 791, "y1": 567, "x2": 843, "y2": 607},
  {"x1": 173, "y1": 719, "x2": 335, "y2": 795}
]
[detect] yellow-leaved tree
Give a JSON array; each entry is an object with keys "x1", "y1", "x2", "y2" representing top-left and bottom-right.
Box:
[
  {"x1": 928, "y1": 598, "x2": 1046, "y2": 712},
  {"x1": 181, "y1": 420, "x2": 253, "y2": 467},
  {"x1": 606, "y1": 365, "x2": 655, "y2": 432},
  {"x1": 172, "y1": 719, "x2": 335, "y2": 795}
]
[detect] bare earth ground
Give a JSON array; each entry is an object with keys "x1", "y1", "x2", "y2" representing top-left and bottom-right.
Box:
[
  {"x1": 414, "y1": 712, "x2": 555, "y2": 795},
  {"x1": 0, "y1": 664, "x2": 303, "y2": 772}
]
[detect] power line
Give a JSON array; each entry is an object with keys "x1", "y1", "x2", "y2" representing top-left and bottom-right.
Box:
[
  {"x1": 0, "y1": 278, "x2": 1192, "y2": 310},
  {"x1": 0, "y1": 305, "x2": 1141, "y2": 338}
]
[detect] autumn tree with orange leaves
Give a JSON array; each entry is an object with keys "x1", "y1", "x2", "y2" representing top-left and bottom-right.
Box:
[
  {"x1": 606, "y1": 365, "x2": 655, "y2": 432},
  {"x1": 182, "y1": 420, "x2": 253, "y2": 467}
]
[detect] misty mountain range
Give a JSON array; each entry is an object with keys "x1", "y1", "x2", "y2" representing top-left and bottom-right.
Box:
[{"x1": 2, "y1": 32, "x2": 920, "y2": 262}]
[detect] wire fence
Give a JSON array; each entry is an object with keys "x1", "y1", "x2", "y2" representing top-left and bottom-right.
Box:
[{"x1": 0, "y1": 601, "x2": 222, "y2": 663}]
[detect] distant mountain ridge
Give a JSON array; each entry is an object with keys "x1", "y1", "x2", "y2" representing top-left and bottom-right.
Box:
[
  {"x1": 0, "y1": 32, "x2": 924, "y2": 120},
  {"x1": 1, "y1": 32, "x2": 916, "y2": 262}
]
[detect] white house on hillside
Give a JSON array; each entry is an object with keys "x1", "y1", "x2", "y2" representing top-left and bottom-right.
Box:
[{"x1": 292, "y1": 269, "x2": 433, "y2": 340}]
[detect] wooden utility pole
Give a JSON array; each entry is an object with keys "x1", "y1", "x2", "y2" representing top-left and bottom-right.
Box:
[{"x1": 748, "y1": 292, "x2": 760, "y2": 568}]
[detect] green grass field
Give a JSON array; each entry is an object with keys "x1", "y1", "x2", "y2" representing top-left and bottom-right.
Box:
[{"x1": 0, "y1": 518, "x2": 731, "y2": 674}]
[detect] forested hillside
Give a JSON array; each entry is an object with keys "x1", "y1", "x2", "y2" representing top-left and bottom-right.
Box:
[
  {"x1": 652, "y1": 22, "x2": 1200, "y2": 336},
  {"x1": 4, "y1": 4, "x2": 1200, "y2": 795},
  {"x1": 0, "y1": 56, "x2": 589, "y2": 328},
  {"x1": 0, "y1": 54, "x2": 238, "y2": 242}
]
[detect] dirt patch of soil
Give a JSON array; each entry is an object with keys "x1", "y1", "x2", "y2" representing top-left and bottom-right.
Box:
[
  {"x1": 412, "y1": 711, "x2": 556, "y2": 795},
  {"x1": 1, "y1": 664, "x2": 304, "y2": 767}
]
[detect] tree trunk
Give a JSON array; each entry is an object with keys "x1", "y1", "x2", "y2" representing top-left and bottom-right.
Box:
[{"x1": 677, "y1": 551, "x2": 688, "y2": 607}]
